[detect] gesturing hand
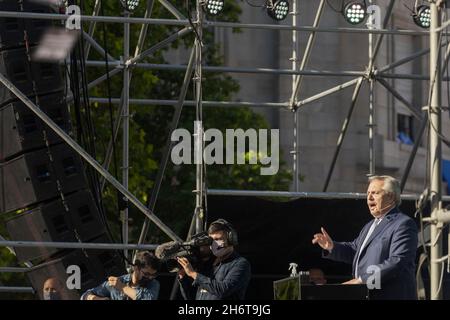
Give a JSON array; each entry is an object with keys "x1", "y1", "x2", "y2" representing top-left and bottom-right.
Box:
[
  {"x1": 312, "y1": 227, "x2": 334, "y2": 251},
  {"x1": 177, "y1": 257, "x2": 197, "y2": 280},
  {"x1": 108, "y1": 276, "x2": 125, "y2": 291}
]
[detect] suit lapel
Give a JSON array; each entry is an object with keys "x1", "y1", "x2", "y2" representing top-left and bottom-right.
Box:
[
  {"x1": 352, "y1": 221, "x2": 374, "y2": 271},
  {"x1": 359, "y1": 209, "x2": 398, "y2": 256}
]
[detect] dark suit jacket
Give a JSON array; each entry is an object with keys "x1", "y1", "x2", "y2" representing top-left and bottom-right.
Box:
[{"x1": 324, "y1": 207, "x2": 418, "y2": 300}]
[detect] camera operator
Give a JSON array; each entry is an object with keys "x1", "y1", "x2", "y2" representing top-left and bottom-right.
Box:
[
  {"x1": 81, "y1": 251, "x2": 160, "y2": 300},
  {"x1": 177, "y1": 219, "x2": 251, "y2": 300},
  {"x1": 177, "y1": 243, "x2": 215, "y2": 300}
]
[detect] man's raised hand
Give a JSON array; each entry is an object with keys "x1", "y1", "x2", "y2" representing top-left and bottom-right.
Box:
[{"x1": 312, "y1": 227, "x2": 334, "y2": 251}]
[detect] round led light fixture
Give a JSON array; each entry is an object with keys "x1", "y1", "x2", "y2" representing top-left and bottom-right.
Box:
[
  {"x1": 413, "y1": 5, "x2": 431, "y2": 29},
  {"x1": 204, "y1": 0, "x2": 224, "y2": 16},
  {"x1": 343, "y1": 2, "x2": 367, "y2": 25},
  {"x1": 267, "y1": 0, "x2": 290, "y2": 21}
]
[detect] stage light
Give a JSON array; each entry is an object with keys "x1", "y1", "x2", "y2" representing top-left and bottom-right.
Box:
[
  {"x1": 120, "y1": 0, "x2": 140, "y2": 12},
  {"x1": 203, "y1": 0, "x2": 224, "y2": 16},
  {"x1": 413, "y1": 5, "x2": 431, "y2": 29},
  {"x1": 267, "y1": 0, "x2": 290, "y2": 21},
  {"x1": 343, "y1": 1, "x2": 367, "y2": 25}
]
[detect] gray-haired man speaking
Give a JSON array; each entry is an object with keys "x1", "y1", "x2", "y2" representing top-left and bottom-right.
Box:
[{"x1": 312, "y1": 175, "x2": 418, "y2": 300}]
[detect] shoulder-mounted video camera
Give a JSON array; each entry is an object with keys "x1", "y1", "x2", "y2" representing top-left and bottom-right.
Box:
[{"x1": 155, "y1": 231, "x2": 213, "y2": 272}]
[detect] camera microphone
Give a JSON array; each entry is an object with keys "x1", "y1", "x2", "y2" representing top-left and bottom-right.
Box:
[{"x1": 155, "y1": 241, "x2": 181, "y2": 260}]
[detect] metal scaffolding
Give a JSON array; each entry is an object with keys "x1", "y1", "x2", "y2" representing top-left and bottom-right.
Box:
[{"x1": 0, "y1": 0, "x2": 449, "y2": 299}]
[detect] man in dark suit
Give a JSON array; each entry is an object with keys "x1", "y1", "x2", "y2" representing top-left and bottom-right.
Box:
[{"x1": 312, "y1": 175, "x2": 418, "y2": 300}]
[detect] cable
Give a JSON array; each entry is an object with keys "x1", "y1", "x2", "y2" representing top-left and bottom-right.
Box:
[
  {"x1": 100, "y1": 0, "x2": 122, "y2": 226},
  {"x1": 326, "y1": 0, "x2": 344, "y2": 13},
  {"x1": 186, "y1": 0, "x2": 202, "y2": 43},
  {"x1": 434, "y1": 259, "x2": 445, "y2": 298},
  {"x1": 244, "y1": 0, "x2": 266, "y2": 8},
  {"x1": 66, "y1": 1, "x2": 126, "y2": 264},
  {"x1": 445, "y1": 10, "x2": 450, "y2": 127},
  {"x1": 426, "y1": 26, "x2": 450, "y2": 146}
]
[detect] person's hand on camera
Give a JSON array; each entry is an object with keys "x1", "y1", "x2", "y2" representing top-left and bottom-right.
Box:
[
  {"x1": 312, "y1": 227, "x2": 334, "y2": 252},
  {"x1": 177, "y1": 257, "x2": 197, "y2": 280}
]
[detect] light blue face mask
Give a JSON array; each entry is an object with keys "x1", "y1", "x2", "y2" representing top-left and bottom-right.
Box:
[
  {"x1": 210, "y1": 240, "x2": 231, "y2": 257},
  {"x1": 43, "y1": 291, "x2": 61, "y2": 300}
]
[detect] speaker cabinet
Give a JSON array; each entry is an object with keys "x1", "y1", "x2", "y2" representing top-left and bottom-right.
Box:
[
  {"x1": 0, "y1": 0, "x2": 55, "y2": 50},
  {"x1": 6, "y1": 190, "x2": 106, "y2": 262},
  {"x1": 0, "y1": 143, "x2": 87, "y2": 212},
  {"x1": 27, "y1": 240, "x2": 126, "y2": 300},
  {"x1": 0, "y1": 92, "x2": 72, "y2": 161},
  {"x1": 0, "y1": 47, "x2": 63, "y2": 106}
]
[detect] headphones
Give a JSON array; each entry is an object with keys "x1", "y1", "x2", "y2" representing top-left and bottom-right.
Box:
[{"x1": 210, "y1": 219, "x2": 238, "y2": 246}]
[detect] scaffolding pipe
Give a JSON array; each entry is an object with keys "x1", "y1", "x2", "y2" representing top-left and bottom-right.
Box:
[
  {"x1": 194, "y1": 0, "x2": 205, "y2": 234},
  {"x1": 0, "y1": 235, "x2": 33, "y2": 268},
  {"x1": 400, "y1": 115, "x2": 428, "y2": 192},
  {"x1": 290, "y1": 0, "x2": 326, "y2": 107},
  {"x1": 207, "y1": 189, "x2": 443, "y2": 201},
  {"x1": 0, "y1": 287, "x2": 34, "y2": 294},
  {"x1": 0, "y1": 241, "x2": 157, "y2": 250},
  {"x1": 82, "y1": 60, "x2": 366, "y2": 76},
  {"x1": 69, "y1": 27, "x2": 192, "y2": 103},
  {"x1": 137, "y1": 48, "x2": 196, "y2": 246},
  {"x1": 0, "y1": 11, "x2": 437, "y2": 35},
  {"x1": 67, "y1": 67, "x2": 122, "y2": 103},
  {"x1": 376, "y1": 78, "x2": 423, "y2": 120},
  {"x1": 128, "y1": 27, "x2": 192, "y2": 66},
  {"x1": 134, "y1": 0, "x2": 156, "y2": 57},
  {"x1": 82, "y1": 30, "x2": 116, "y2": 61},
  {"x1": 89, "y1": 98, "x2": 289, "y2": 108},
  {"x1": 429, "y1": 1, "x2": 443, "y2": 300},
  {"x1": 323, "y1": 77, "x2": 365, "y2": 191},
  {"x1": 0, "y1": 267, "x2": 31, "y2": 273},
  {"x1": 377, "y1": 73, "x2": 450, "y2": 81},
  {"x1": 122, "y1": 10, "x2": 131, "y2": 262},
  {"x1": 84, "y1": 0, "x2": 101, "y2": 58},
  {"x1": 158, "y1": 0, "x2": 185, "y2": 20},
  {"x1": 291, "y1": 0, "x2": 300, "y2": 191},
  {"x1": 296, "y1": 78, "x2": 360, "y2": 108},
  {"x1": 368, "y1": 0, "x2": 375, "y2": 175},
  {"x1": 80, "y1": 61, "x2": 450, "y2": 80},
  {"x1": 101, "y1": 1, "x2": 156, "y2": 193}
]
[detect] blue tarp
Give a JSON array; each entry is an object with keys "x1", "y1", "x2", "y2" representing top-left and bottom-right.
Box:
[
  {"x1": 396, "y1": 132, "x2": 414, "y2": 145},
  {"x1": 442, "y1": 159, "x2": 450, "y2": 194}
]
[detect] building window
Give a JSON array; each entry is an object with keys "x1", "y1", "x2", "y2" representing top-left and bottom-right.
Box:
[{"x1": 396, "y1": 114, "x2": 414, "y2": 145}]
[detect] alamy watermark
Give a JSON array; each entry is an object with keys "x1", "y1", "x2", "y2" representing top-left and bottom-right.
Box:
[
  {"x1": 365, "y1": 265, "x2": 381, "y2": 290},
  {"x1": 66, "y1": 265, "x2": 81, "y2": 290},
  {"x1": 171, "y1": 121, "x2": 279, "y2": 176},
  {"x1": 66, "y1": 5, "x2": 81, "y2": 30}
]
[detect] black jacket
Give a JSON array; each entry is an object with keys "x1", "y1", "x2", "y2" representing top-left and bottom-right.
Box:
[{"x1": 179, "y1": 251, "x2": 251, "y2": 300}]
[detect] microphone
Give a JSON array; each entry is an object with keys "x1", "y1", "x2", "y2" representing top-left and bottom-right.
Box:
[
  {"x1": 155, "y1": 234, "x2": 213, "y2": 260},
  {"x1": 378, "y1": 200, "x2": 396, "y2": 213},
  {"x1": 155, "y1": 241, "x2": 181, "y2": 260}
]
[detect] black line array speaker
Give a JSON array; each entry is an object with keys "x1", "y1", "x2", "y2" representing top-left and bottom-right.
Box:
[
  {"x1": 1, "y1": 1, "x2": 126, "y2": 298},
  {"x1": 0, "y1": 91, "x2": 72, "y2": 161},
  {"x1": 27, "y1": 234, "x2": 126, "y2": 300},
  {"x1": 0, "y1": 143, "x2": 87, "y2": 213},
  {"x1": 0, "y1": 0, "x2": 55, "y2": 50},
  {"x1": 0, "y1": 46, "x2": 64, "y2": 106},
  {"x1": 6, "y1": 189, "x2": 106, "y2": 262}
]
